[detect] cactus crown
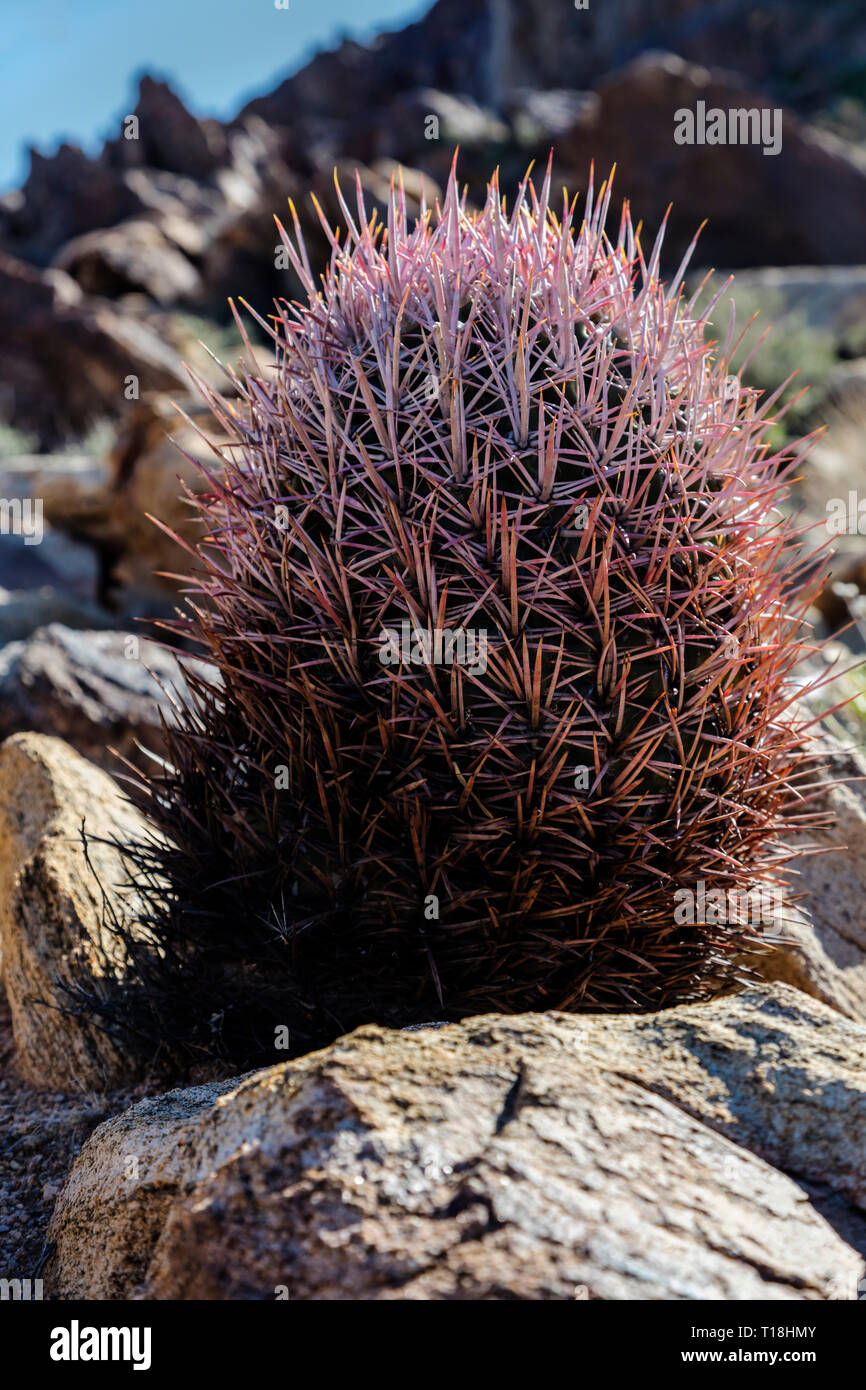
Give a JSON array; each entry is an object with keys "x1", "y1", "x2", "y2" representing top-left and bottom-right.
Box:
[{"x1": 98, "y1": 161, "x2": 823, "y2": 1069}]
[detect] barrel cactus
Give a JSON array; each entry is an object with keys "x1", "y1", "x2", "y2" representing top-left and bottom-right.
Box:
[{"x1": 103, "y1": 162, "x2": 823, "y2": 1068}]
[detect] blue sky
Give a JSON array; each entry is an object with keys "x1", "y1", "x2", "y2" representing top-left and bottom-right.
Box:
[{"x1": 0, "y1": 0, "x2": 429, "y2": 192}]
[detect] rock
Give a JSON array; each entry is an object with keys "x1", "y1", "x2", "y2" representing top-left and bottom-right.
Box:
[
  {"x1": 366, "y1": 92, "x2": 515, "y2": 194},
  {"x1": 234, "y1": 0, "x2": 866, "y2": 135},
  {"x1": 747, "y1": 733, "x2": 866, "y2": 1025},
  {"x1": 379, "y1": 88, "x2": 509, "y2": 157},
  {"x1": 509, "y1": 88, "x2": 597, "y2": 144},
  {"x1": 240, "y1": 0, "x2": 492, "y2": 142},
  {"x1": 111, "y1": 121, "x2": 283, "y2": 300},
  {"x1": 21, "y1": 391, "x2": 242, "y2": 615},
  {"x1": 557, "y1": 52, "x2": 866, "y2": 268},
  {"x1": 103, "y1": 395, "x2": 219, "y2": 606},
  {"x1": 53, "y1": 220, "x2": 202, "y2": 306},
  {"x1": 35, "y1": 456, "x2": 115, "y2": 557},
  {"x1": 576, "y1": 984, "x2": 866, "y2": 1213},
  {"x1": 0, "y1": 250, "x2": 185, "y2": 446},
  {"x1": 0, "y1": 143, "x2": 143, "y2": 267},
  {"x1": 0, "y1": 529, "x2": 101, "y2": 607},
  {"x1": 4, "y1": 447, "x2": 110, "y2": 520},
  {"x1": 240, "y1": 0, "x2": 866, "y2": 152},
  {"x1": 45, "y1": 983, "x2": 864, "y2": 1300},
  {"x1": 119, "y1": 169, "x2": 227, "y2": 255},
  {"x1": 196, "y1": 139, "x2": 302, "y2": 313},
  {"x1": 0, "y1": 733, "x2": 162, "y2": 1092},
  {"x1": 113, "y1": 77, "x2": 227, "y2": 181},
  {"x1": 0, "y1": 625, "x2": 217, "y2": 770},
  {"x1": 0, "y1": 453, "x2": 108, "y2": 603},
  {"x1": 487, "y1": 0, "x2": 866, "y2": 112},
  {"x1": 0, "y1": 468, "x2": 102, "y2": 607},
  {"x1": 84, "y1": 300, "x2": 189, "y2": 398},
  {"x1": 0, "y1": 587, "x2": 113, "y2": 645},
  {"x1": 0, "y1": 80, "x2": 228, "y2": 269},
  {"x1": 44, "y1": 1081, "x2": 239, "y2": 1300}
]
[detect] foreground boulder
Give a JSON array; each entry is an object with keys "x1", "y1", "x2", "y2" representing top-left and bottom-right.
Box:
[
  {"x1": 46, "y1": 984, "x2": 864, "y2": 1300},
  {"x1": 0, "y1": 733, "x2": 161, "y2": 1091},
  {"x1": 575, "y1": 985, "x2": 866, "y2": 1212}
]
